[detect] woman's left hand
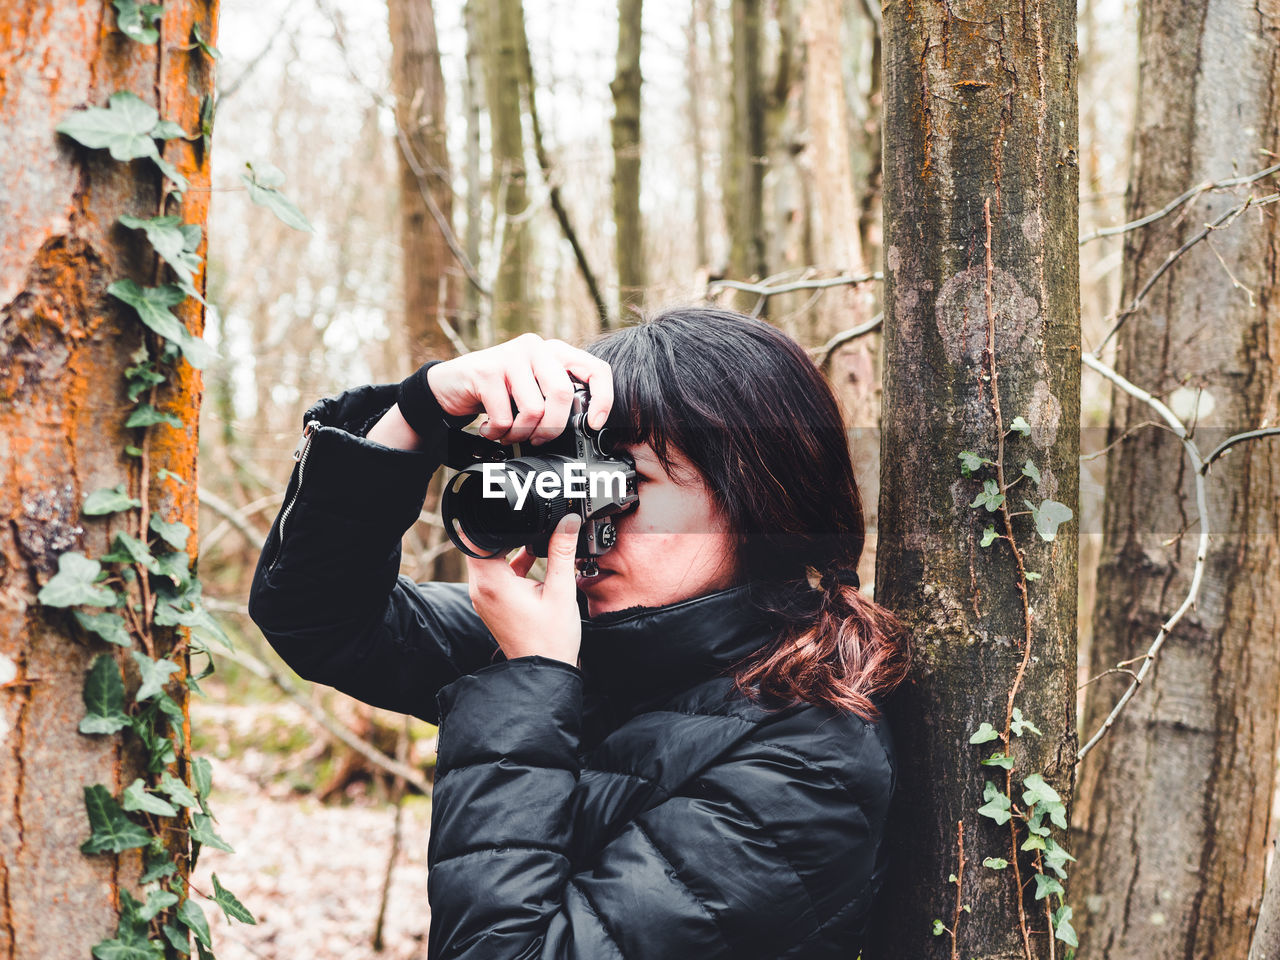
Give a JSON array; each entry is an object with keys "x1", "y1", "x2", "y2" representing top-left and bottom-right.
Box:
[{"x1": 464, "y1": 513, "x2": 584, "y2": 667}]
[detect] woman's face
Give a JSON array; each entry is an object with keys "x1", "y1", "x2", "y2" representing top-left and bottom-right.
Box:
[{"x1": 575, "y1": 441, "x2": 740, "y2": 617}]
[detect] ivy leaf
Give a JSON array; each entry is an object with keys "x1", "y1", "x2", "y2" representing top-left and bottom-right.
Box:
[
  {"x1": 192, "y1": 23, "x2": 222, "y2": 60},
  {"x1": 156, "y1": 467, "x2": 187, "y2": 485},
  {"x1": 161, "y1": 922, "x2": 191, "y2": 956},
  {"x1": 91, "y1": 936, "x2": 163, "y2": 960},
  {"x1": 177, "y1": 898, "x2": 213, "y2": 948},
  {"x1": 968, "y1": 722, "x2": 999, "y2": 744},
  {"x1": 150, "y1": 119, "x2": 188, "y2": 141},
  {"x1": 122, "y1": 777, "x2": 179, "y2": 817},
  {"x1": 102, "y1": 532, "x2": 162, "y2": 574},
  {"x1": 81, "y1": 785, "x2": 152, "y2": 854},
  {"x1": 948, "y1": 872, "x2": 958, "y2": 884},
  {"x1": 158, "y1": 771, "x2": 200, "y2": 809},
  {"x1": 241, "y1": 162, "x2": 313, "y2": 232},
  {"x1": 1009, "y1": 415, "x2": 1031, "y2": 436},
  {"x1": 969, "y1": 478, "x2": 1005, "y2": 512},
  {"x1": 118, "y1": 215, "x2": 205, "y2": 303},
  {"x1": 153, "y1": 549, "x2": 192, "y2": 589},
  {"x1": 1011, "y1": 706, "x2": 1043, "y2": 738},
  {"x1": 155, "y1": 593, "x2": 233, "y2": 651},
  {"x1": 980, "y1": 525, "x2": 999, "y2": 547},
  {"x1": 1044, "y1": 836, "x2": 1078, "y2": 877},
  {"x1": 138, "y1": 888, "x2": 179, "y2": 923},
  {"x1": 981, "y1": 751, "x2": 1014, "y2": 770},
  {"x1": 958, "y1": 451, "x2": 984, "y2": 476},
  {"x1": 977, "y1": 781, "x2": 1012, "y2": 825},
  {"x1": 1025, "y1": 571, "x2": 1042, "y2": 581},
  {"x1": 38, "y1": 552, "x2": 118, "y2": 608},
  {"x1": 141, "y1": 849, "x2": 178, "y2": 884},
  {"x1": 150, "y1": 514, "x2": 191, "y2": 550},
  {"x1": 74, "y1": 610, "x2": 133, "y2": 647},
  {"x1": 154, "y1": 690, "x2": 185, "y2": 727},
  {"x1": 983, "y1": 857, "x2": 1009, "y2": 870},
  {"x1": 84, "y1": 483, "x2": 142, "y2": 516},
  {"x1": 1021, "y1": 833, "x2": 1047, "y2": 851},
  {"x1": 1022, "y1": 459, "x2": 1042, "y2": 486},
  {"x1": 211, "y1": 873, "x2": 257, "y2": 924},
  {"x1": 190, "y1": 813, "x2": 235, "y2": 853},
  {"x1": 112, "y1": 1, "x2": 164, "y2": 44},
  {"x1": 1024, "y1": 498, "x2": 1074, "y2": 542},
  {"x1": 151, "y1": 151, "x2": 189, "y2": 195},
  {"x1": 932, "y1": 919, "x2": 945, "y2": 936},
  {"x1": 80, "y1": 655, "x2": 132, "y2": 734},
  {"x1": 125, "y1": 404, "x2": 183, "y2": 429},
  {"x1": 107, "y1": 280, "x2": 215, "y2": 369},
  {"x1": 57, "y1": 92, "x2": 159, "y2": 161},
  {"x1": 131, "y1": 651, "x2": 180, "y2": 702},
  {"x1": 192, "y1": 756, "x2": 213, "y2": 804},
  {"x1": 1053, "y1": 904, "x2": 1079, "y2": 948},
  {"x1": 1021, "y1": 772, "x2": 1062, "y2": 808},
  {"x1": 1034, "y1": 873, "x2": 1065, "y2": 901}
]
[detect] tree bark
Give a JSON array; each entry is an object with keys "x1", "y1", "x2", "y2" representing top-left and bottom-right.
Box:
[
  {"x1": 1072, "y1": 2, "x2": 1280, "y2": 957},
  {"x1": 0, "y1": 2, "x2": 215, "y2": 954},
  {"x1": 461, "y1": 0, "x2": 484, "y2": 345},
  {"x1": 481, "y1": 0, "x2": 530, "y2": 339},
  {"x1": 611, "y1": 0, "x2": 645, "y2": 317},
  {"x1": 388, "y1": 0, "x2": 454, "y2": 366},
  {"x1": 868, "y1": 1, "x2": 1081, "y2": 957},
  {"x1": 724, "y1": 0, "x2": 766, "y2": 288}
]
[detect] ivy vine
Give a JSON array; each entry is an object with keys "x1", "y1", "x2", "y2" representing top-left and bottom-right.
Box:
[{"x1": 39, "y1": 4, "x2": 309, "y2": 956}]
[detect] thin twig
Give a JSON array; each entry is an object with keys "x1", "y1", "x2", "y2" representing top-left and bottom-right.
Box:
[
  {"x1": 811, "y1": 314, "x2": 884, "y2": 366},
  {"x1": 707, "y1": 271, "x2": 881, "y2": 298},
  {"x1": 197, "y1": 486, "x2": 269, "y2": 551},
  {"x1": 950, "y1": 819, "x2": 966, "y2": 960},
  {"x1": 372, "y1": 715, "x2": 412, "y2": 951}
]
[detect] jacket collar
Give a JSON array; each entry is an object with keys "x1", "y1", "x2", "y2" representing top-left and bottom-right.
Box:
[{"x1": 578, "y1": 583, "x2": 781, "y2": 726}]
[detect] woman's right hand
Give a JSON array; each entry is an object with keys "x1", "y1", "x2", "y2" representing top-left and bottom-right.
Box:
[{"x1": 425, "y1": 333, "x2": 614, "y2": 446}]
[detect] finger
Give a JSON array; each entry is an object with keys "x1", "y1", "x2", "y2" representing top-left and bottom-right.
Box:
[
  {"x1": 474, "y1": 370, "x2": 513, "y2": 439},
  {"x1": 494, "y1": 363, "x2": 545, "y2": 445},
  {"x1": 529, "y1": 347, "x2": 577, "y2": 445},
  {"x1": 543, "y1": 512, "x2": 583, "y2": 602},
  {"x1": 509, "y1": 547, "x2": 538, "y2": 579},
  {"x1": 546, "y1": 341, "x2": 614, "y2": 430}
]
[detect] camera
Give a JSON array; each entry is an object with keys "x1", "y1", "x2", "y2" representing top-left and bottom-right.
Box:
[{"x1": 439, "y1": 377, "x2": 638, "y2": 577}]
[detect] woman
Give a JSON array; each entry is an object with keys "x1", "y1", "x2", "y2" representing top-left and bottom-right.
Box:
[{"x1": 248, "y1": 307, "x2": 911, "y2": 959}]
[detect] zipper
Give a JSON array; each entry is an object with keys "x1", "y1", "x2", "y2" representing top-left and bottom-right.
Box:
[{"x1": 269, "y1": 419, "x2": 320, "y2": 571}]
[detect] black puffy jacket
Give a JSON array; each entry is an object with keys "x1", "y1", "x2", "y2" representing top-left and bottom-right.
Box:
[{"x1": 247, "y1": 382, "x2": 898, "y2": 959}]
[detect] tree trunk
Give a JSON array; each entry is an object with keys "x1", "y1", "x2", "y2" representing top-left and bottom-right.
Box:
[
  {"x1": 482, "y1": 0, "x2": 531, "y2": 339},
  {"x1": 462, "y1": 0, "x2": 484, "y2": 345},
  {"x1": 0, "y1": 2, "x2": 215, "y2": 954},
  {"x1": 388, "y1": 0, "x2": 454, "y2": 366},
  {"x1": 724, "y1": 0, "x2": 766, "y2": 289},
  {"x1": 687, "y1": 0, "x2": 710, "y2": 272},
  {"x1": 1072, "y1": 2, "x2": 1280, "y2": 957},
  {"x1": 868, "y1": 1, "x2": 1081, "y2": 957},
  {"x1": 611, "y1": 0, "x2": 645, "y2": 317}
]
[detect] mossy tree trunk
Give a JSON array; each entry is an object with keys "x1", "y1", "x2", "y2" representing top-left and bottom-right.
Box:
[
  {"x1": 868, "y1": 1, "x2": 1081, "y2": 957},
  {"x1": 1072, "y1": 1, "x2": 1280, "y2": 956},
  {"x1": 0, "y1": 2, "x2": 215, "y2": 954},
  {"x1": 389, "y1": 0, "x2": 454, "y2": 365},
  {"x1": 611, "y1": 0, "x2": 644, "y2": 318},
  {"x1": 724, "y1": 0, "x2": 766, "y2": 288}
]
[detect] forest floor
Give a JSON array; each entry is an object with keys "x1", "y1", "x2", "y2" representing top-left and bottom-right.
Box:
[{"x1": 189, "y1": 681, "x2": 437, "y2": 960}]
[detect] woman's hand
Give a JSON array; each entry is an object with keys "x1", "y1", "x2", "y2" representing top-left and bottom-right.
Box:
[
  {"x1": 427, "y1": 333, "x2": 614, "y2": 444},
  {"x1": 465, "y1": 513, "x2": 584, "y2": 667}
]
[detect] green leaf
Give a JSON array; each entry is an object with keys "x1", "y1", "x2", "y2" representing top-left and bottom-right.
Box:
[
  {"x1": 932, "y1": 919, "x2": 945, "y2": 936},
  {"x1": 1024, "y1": 498, "x2": 1074, "y2": 542},
  {"x1": 118, "y1": 215, "x2": 205, "y2": 303},
  {"x1": 155, "y1": 594, "x2": 233, "y2": 651},
  {"x1": 192, "y1": 23, "x2": 222, "y2": 60},
  {"x1": 81, "y1": 785, "x2": 152, "y2": 854},
  {"x1": 153, "y1": 549, "x2": 192, "y2": 588},
  {"x1": 1021, "y1": 772, "x2": 1061, "y2": 807},
  {"x1": 1034, "y1": 873, "x2": 1065, "y2": 901},
  {"x1": 980, "y1": 751, "x2": 1014, "y2": 770},
  {"x1": 1011, "y1": 707, "x2": 1044, "y2": 738},
  {"x1": 150, "y1": 119, "x2": 187, "y2": 141},
  {"x1": 948, "y1": 872, "x2": 958, "y2": 883},
  {"x1": 178, "y1": 898, "x2": 212, "y2": 948},
  {"x1": 158, "y1": 771, "x2": 200, "y2": 809},
  {"x1": 85, "y1": 483, "x2": 142, "y2": 516},
  {"x1": 107, "y1": 280, "x2": 215, "y2": 369},
  {"x1": 242, "y1": 163, "x2": 313, "y2": 232},
  {"x1": 211, "y1": 873, "x2": 257, "y2": 924},
  {"x1": 151, "y1": 151, "x2": 189, "y2": 195},
  {"x1": 161, "y1": 923, "x2": 191, "y2": 955},
  {"x1": 958, "y1": 451, "x2": 984, "y2": 476},
  {"x1": 125, "y1": 445, "x2": 144, "y2": 458},
  {"x1": 968, "y1": 722, "x2": 999, "y2": 745},
  {"x1": 1054, "y1": 904, "x2": 1079, "y2": 948},
  {"x1": 983, "y1": 857, "x2": 1009, "y2": 870},
  {"x1": 125, "y1": 404, "x2": 183, "y2": 429},
  {"x1": 80, "y1": 656, "x2": 132, "y2": 734},
  {"x1": 1021, "y1": 833, "x2": 1047, "y2": 851},
  {"x1": 57, "y1": 92, "x2": 158, "y2": 161},
  {"x1": 189, "y1": 813, "x2": 235, "y2": 853},
  {"x1": 977, "y1": 781, "x2": 1012, "y2": 825},
  {"x1": 150, "y1": 514, "x2": 191, "y2": 550},
  {"x1": 156, "y1": 468, "x2": 186, "y2": 485},
  {"x1": 141, "y1": 850, "x2": 178, "y2": 884},
  {"x1": 979, "y1": 525, "x2": 999, "y2": 547},
  {"x1": 1022, "y1": 459, "x2": 1042, "y2": 486},
  {"x1": 1009, "y1": 415, "x2": 1031, "y2": 436},
  {"x1": 122, "y1": 777, "x2": 179, "y2": 817},
  {"x1": 75, "y1": 610, "x2": 133, "y2": 647},
  {"x1": 131, "y1": 651, "x2": 180, "y2": 701},
  {"x1": 113, "y1": 1, "x2": 164, "y2": 44},
  {"x1": 192, "y1": 756, "x2": 213, "y2": 801},
  {"x1": 102, "y1": 532, "x2": 162, "y2": 574},
  {"x1": 138, "y1": 888, "x2": 180, "y2": 922},
  {"x1": 154, "y1": 690, "x2": 185, "y2": 727},
  {"x1": 1025, "y1": 570, "x2": 1042, "y2": 581},
  {"x1": 969, "y1": 478, "x2": 1005, "y2": 513},
  {"x1": 91, "y1": 939, "x2": 163, "y2": 960},
  {"x1": 1043, "y1": 836, "x2": 1078, "y2": 876},
  {"x1": 38, "y1": 552, "x2": 118, "y2": 608}
]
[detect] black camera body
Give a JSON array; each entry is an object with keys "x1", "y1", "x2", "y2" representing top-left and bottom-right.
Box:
[{"x1": 440, "y1": 379, "x2": 637, "y2": 576}]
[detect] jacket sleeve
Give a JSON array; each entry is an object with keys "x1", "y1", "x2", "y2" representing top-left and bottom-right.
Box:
[
  {"x1": 247, "y1": 380, "x2": 501, "y2": 725},
  {"x1": 427, "y1": 657, "x2": 892, "y2": 959}
]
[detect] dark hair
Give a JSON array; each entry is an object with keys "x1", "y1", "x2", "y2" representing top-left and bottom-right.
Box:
[{"x1": 588, "y1": 306, "x2": 911, "y2": 721}]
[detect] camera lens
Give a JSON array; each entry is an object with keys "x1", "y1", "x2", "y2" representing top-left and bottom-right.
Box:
[{"x1": 442, "y1": 456, "x2": 575, "y2": 558}]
